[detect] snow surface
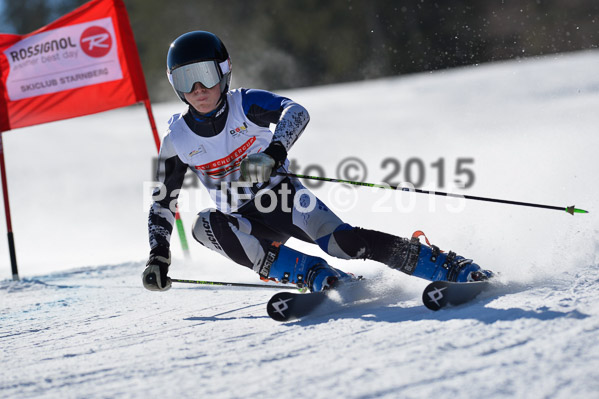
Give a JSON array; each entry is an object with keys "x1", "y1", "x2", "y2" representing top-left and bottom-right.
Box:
[{"x1": 2, "y1": 50, "x2": 599, "y2": 398}]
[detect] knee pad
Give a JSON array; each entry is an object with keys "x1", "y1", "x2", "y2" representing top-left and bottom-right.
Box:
[{"x1": 192, "y1": 209, "x2": 226, "y2": 251}]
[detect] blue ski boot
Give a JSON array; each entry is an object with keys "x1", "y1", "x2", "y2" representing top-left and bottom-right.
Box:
[
  {"x1": 328, "y1": 227, "x2": 493, "y2": 283},
  {"x1": 258, "y1": 243, "x2": 352, "y2": 292},
  {"x1": 412, "y1": 243, "x2": 494, "y2": 282},
  {"x1": 380, "y1": 231, "x2": 494, "y2": 283}
]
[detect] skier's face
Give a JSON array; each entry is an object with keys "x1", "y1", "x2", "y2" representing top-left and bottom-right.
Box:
[{"x1": 184, "y1": 82, "x2": 221, "y2": 114}]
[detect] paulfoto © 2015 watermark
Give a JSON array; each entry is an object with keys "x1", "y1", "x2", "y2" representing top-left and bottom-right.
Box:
[
  {"x1": 143, "y1": 156, "x2": 477, "y2": 214},
  {"x1": 150, "y1": 156, "x2": 477, "y2": 190}
]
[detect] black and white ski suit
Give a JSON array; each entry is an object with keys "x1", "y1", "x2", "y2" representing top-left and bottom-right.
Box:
[{"x1": 148, "y1": 88, "x2": 415, "y2": 275}]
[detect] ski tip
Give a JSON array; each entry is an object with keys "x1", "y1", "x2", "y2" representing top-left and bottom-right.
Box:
[
  {"x1": 422, "y1": 281, "x2": 449, "y2": 311},
  {"x1": 267, "y1": 292, "x2": 297, "y2": 322},
  {"x1": 267, "y1": 290, "x2": 329, "y2": 322},
  {"x1": 422, "y1": 280, "x2": 490, "y2": 311},
  {"x1": 566, "y1": 206, "x2": 589, "y2": 215}
]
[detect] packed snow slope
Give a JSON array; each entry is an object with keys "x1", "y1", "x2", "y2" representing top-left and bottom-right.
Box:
[{"x1": 2, "y1": 50, "x2": 599, "y2": 398}]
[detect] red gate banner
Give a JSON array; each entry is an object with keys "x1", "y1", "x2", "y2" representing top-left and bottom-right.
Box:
[{"x1": 0, "y1": 0, "x2": 148, "y2": 130}]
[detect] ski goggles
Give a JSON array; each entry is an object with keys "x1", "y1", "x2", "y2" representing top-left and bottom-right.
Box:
[{"x1": 168, "y1": 59, "x2": 230, "y2": 93}]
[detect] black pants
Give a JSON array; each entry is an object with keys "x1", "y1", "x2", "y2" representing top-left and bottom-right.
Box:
[{"x1": 192, "y1": 177, "x2": 412, "y2": 273}]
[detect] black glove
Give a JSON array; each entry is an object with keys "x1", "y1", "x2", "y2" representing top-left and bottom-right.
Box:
[
  {"x1": 262, "y1": 140, "x2": 287, "y2": 170},
  {"x1": 142, "y1": 245, "x2": 171, "y2": 291}
]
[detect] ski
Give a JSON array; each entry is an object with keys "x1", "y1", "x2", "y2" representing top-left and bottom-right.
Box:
[
  {"x1": 267, "y1": 279, "x2": 491, "y2": 320},
  {"x1": 422, "y1": 280, "x2": 490, "y2": 311},
  {"x1": 267, "y1": 290, "x2": 329, "y2": 322},
  {"x1": 267, "y1": 276, "x2": 368, "y2": 322}
]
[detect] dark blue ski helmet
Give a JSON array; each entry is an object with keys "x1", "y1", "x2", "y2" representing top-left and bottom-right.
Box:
[{"x1": 166, "y1": 31, "x2": 232, "y2": 102}]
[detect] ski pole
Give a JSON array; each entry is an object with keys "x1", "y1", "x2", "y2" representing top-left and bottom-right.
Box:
[
  {"x1": 278, "y1": 172, "x2": 588, "y2": 215},
  {"x1": 171, "y1": 278, "x2": 296, "y2": 289}
]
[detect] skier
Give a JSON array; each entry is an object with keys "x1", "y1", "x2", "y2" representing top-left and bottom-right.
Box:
[{"x1": 143, "y1": 31, "x2": 493, "y2": 292}]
